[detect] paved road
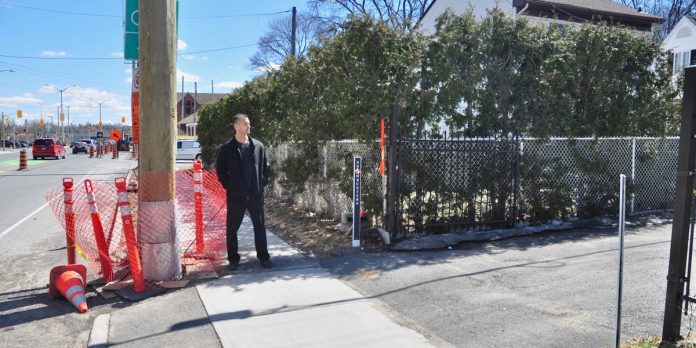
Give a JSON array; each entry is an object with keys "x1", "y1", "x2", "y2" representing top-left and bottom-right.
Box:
[
  {"x1": 0, "y1": 148, "x2": 687, "y2": 347},
  {"x1": 319, "y1": 224, "x2": 679, "y2": 347},
  {"x1": 0, "y1": 152, "x2": 135, "y2": 347}
]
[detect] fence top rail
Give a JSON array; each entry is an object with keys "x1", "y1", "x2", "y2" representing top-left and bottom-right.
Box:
[
  {"x1": 269, "y1": 137, "x2": 680, "y2": 148},
  {"x1": 521, "y1": 136, "x2": 679, "y2": 141}
]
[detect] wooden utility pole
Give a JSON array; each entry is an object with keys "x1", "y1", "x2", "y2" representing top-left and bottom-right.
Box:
[
  {"x1": 138, "y1": 0, "x2": 180, "y2": 280},
  {"x1": 662, "y1": 66, "x2": 696, "y2": 342}
]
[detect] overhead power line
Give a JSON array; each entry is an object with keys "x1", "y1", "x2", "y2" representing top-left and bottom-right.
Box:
[
  {"x1": 0, "y1": 2, "x2": 121, "y2": 17},
  {"x1": 183, "y1": 43, "x2": 258, "y2": 54},
  {"x1": 0, "y1": 1, "x2": 290, "y2": 19},
  {"x1": 182, "y1": 10, "x2": 291, "y2": 19},
  {"x1": 0, "y1": 44, "x2": 258, "y2": 60}
]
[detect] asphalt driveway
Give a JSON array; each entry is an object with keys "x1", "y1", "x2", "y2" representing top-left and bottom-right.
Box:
[{"x1": 319, "y1": 223, "x2": 680, "y2": 347}]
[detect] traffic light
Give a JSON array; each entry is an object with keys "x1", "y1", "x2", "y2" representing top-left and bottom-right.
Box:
[
  {"x1": 60, "y1": 113, "x2": 65, "y2": 122},
  {"x1": 121, "y1": 116, "x2": 126, "y2": 124},
  {"x1": 40, "y1": 118, "x2": 44, "y2": 126},
  {"x1": 98, "y1": 120, "x2": 103, "y2": 129},
  {"x1": 16, "y1": 110, "x2": 22, "y2": 119}
]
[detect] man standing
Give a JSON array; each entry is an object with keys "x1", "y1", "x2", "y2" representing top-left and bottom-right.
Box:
[{"x1": 216, "y1": 114, "x2": 272, "y2": 270}]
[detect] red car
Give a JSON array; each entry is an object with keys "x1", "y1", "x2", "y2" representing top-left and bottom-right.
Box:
[{"x1": 32, "y1": 138, "x2": 66, "y2": 160}]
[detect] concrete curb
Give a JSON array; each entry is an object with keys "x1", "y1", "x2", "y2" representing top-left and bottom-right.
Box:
[{"x1": 88, "y1": 313, "x2": 110, "y2": 348}]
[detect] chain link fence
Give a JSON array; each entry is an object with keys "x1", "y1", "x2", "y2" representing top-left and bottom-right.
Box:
[
  {"x1": 268, "y1": 137, "x2": 679, "y2": 241},
  {"x1": 267, "y1": 141, "x2": 384, "y2": 224}
]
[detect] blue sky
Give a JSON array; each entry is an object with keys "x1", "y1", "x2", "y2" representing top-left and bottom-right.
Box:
[{"x1": 0, "y1": 0, "x2": 307, "y2": 128}]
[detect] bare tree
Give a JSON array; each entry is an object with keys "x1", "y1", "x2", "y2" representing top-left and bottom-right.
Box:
[
  {"x1": 249, "y1": 13, "x2": 326, "y2": 71},
  {"x1": 308, "y1": 0, "x2": 436, "y2": 31},
  {"x1": 618, "y1": 0, "x2": 696, "y2": 38}
]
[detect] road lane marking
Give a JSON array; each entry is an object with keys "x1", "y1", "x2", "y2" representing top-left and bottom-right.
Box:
[{"x1": 0, "y1": 169, "x2": 96, "y2": 240}]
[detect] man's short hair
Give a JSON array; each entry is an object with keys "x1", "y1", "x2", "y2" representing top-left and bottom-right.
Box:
[{"x1": 231, "y1": 114, "x2": 249, "y2": 126}]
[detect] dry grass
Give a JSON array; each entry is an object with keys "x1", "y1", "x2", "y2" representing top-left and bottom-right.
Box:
[
  {"x1": 622, "y1": 335, "x2": 696, "y2": 348},
  {"x1": 265, "y1": 196, "x2": 387, "y2": 257}
]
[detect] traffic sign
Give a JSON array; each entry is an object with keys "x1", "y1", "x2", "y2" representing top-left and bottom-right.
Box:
[
  {"x1": 110, "y1": 129, "x2": 122, "y2": 142},
  {"x1": 123, "y1": 0, "x2": 178, "y2": 61},
  {"x1": 132, "y1": 67, "x2": 139, "y2": 92},
  {"x1": 124, "y1": 0, "x2": 139, "y2": 60},
  {"x1": 97, "y1": 131, "x2": 104, "y2": 138}
]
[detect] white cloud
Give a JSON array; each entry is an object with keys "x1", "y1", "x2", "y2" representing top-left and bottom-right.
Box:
[
  {"x1": 0, "y1": 93, "x2": 43, "y2": 108},
  {"x1": 214, "y1": 81, "x2": 243, "y2": 91},
  {"x1": 177, "y1": 39, "x2": 188, "y2": 51},
  {"x1": 110, "y1": 52, "x2": 123, "y2": 58},
  {"x1": 38, "y1": 85, "x2": 56, "y2": 94},
  {"x1": 176, "y1": 68, "x2": 200, "y2": 83},
  {"x1": 55, "y1": 87, "x2": 131, "y2": 125},
  {"x1": 125, "y1": 68, "x2": 132, "y2": 73},
  {"x1": 183, "y1": 54, "x2": 208, "y2": 61},
  {"x1": 253, "y1": 63, "x2": 280, "y2": 73},
  {"x1": 41, "y1": 51, "x2": 68, "y2": 57}
]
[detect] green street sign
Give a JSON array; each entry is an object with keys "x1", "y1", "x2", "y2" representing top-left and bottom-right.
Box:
[
  {"x1": 124, "y1": 0, "x2": 139, "y2": 60},
  {"x1": 123, "y1": 0, "x2": 178, "y2": 61}
]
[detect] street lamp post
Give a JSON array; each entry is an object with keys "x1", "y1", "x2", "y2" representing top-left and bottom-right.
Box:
[
  {"x1": 46, "y1": 84, "x2": 75, "y2": 142},
  {"x1": 66, "y1": 106, "x2": 70, "y2": 141},
  {"x1": 97, "y1": 100, "x2": 108, "y2": 131}
]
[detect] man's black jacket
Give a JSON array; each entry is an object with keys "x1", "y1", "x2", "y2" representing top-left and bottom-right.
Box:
[{"x1": 216, "y1": 136, "x2": 270, "y2": 197}]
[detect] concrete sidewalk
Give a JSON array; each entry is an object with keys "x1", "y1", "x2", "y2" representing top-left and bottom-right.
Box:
[{"x1": 90, "y1": 216, "x2": 433, "y2": 348}]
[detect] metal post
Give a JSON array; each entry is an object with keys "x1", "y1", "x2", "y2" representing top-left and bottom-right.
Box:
[
  {"x1": 662, "y1": 66, "x2": 696, "y2": 342},
  {"x1": 1, "y1": 112, "x2": 5, "y2": 151},
  {"x1": 193, "y1": 81, "x2": 197, "y2": 136},
  {"x1": 615, "y1": 174, "x2": 626, "y2": 348},
  {"x1": 631, "y1": 138, "x2": 636, "y2": 213},
  {"x1": 353, "y1": 156, "x2": 362, "y2": 248},
  {"x1": 180, "y1": 76, "x2": 184, "y2": 121},
  {"x1": 291, "y1": 7, "x2": 297, "y2": 58},
  {"x1": 67, "y1": 106, "x2": 70, "y2": 141},
  {"x1": 386, "y1": 103, "x2": 400, "y2": 236}
]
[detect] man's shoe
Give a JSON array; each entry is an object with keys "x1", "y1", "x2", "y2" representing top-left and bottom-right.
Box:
[
  {"x1": 227, "y1": 260, "x2": 239, "y2": 271},
  {"x1": 260, "y1": 259, "x2": 272, "y2": 269}
]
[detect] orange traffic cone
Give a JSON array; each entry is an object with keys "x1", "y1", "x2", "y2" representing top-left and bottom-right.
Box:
[{"x1": 49, "y1": 264, "x2": 89, "y2": 313}]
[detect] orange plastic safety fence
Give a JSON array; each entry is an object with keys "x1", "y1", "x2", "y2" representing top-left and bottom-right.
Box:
[{"x1": 44, "y1": 167, "x2": 229, "y2": 289}]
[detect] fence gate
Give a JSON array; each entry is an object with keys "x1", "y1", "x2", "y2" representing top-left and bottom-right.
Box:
[{"x1": 391, "y1": 135, "x2": 519, "y2": 240}]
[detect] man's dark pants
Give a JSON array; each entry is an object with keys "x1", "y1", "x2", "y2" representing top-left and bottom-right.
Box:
[{"x1": 226, "y1": 193, "x2": 270, "y2": 263}]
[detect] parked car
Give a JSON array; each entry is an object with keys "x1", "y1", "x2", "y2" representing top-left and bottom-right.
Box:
[
  {"x1": 15, "y1": 141, "x2": 28, "y2": 148},
  {"x1": 176, "y1": 139, "x2": 202, "y2": 160},
  {"x1": 72, "y1": 142, "x2": 88, "y2": 154},
  {"x1": 32, "y1": 138, "x2": 66, "y2": 159},
  {"x1": 2, "y1": 140, "x2": 14, "y2": 148},
  {"x1": 79, "y1": 139, "x2": 97, "y2": 149}
]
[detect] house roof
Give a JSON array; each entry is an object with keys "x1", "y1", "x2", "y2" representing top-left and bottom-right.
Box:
[
  {"x1": 420, "y1": 0, "x2": 662, "y2": 24},
  {"x1": 661, "y1": 16, "x2": 696, "y2": 50},
  {"x1": 520, "y1": 0, "x2": 662, "y2": 21},
  {"x1": 176, "y1": 92, "x2": 226, "y2": 105},
  {"x1": 178, "y1": 112, "x2": 198, "y2": 125}
]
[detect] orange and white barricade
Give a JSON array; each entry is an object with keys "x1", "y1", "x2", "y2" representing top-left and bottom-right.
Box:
[
  {"x1": 114, "y1": 177, "x2": 145, "y2": 292},
  {"x1": 193, "y1": 160, "x2": 204, "y2": 254},
  {"x1": 63, "y1": 178, "x2": 77, "y2": 264},
  {"x1": 84, "y1": 179, "x2": 114, "y2": 281}
]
